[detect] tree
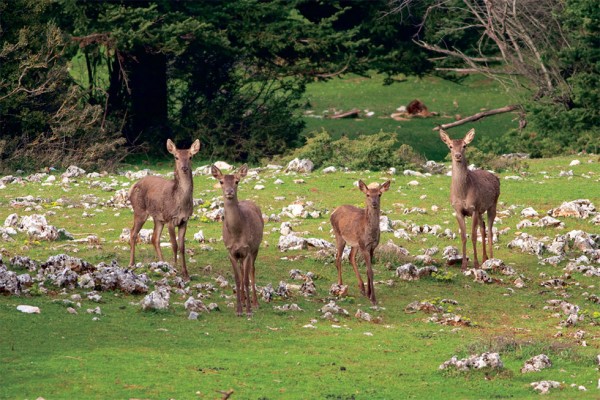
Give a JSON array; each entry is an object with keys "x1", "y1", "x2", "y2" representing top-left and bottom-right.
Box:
[
  {"x1": 0, "y1": 0, "x2": 126, "y2": 172},
  {"x1": 390, "y1": 0, "x2": 600, "y2": 155},
  {"x1": 67, "y1": 0, "x2": 431, "y2": 161}
]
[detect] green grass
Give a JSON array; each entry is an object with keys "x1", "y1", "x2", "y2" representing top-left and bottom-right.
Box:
[
  {"x1": 1, "y1": 154, "x2": 600, "y2": 399},
  {"x1": 302, "y1": 74, "x2": 521, "y2": 161}
]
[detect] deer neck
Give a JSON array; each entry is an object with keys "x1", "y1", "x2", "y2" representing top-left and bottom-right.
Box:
[
  {"x1": 223, "y1": 197, "x2": 244, "y2": 234},
  {"x1": 450, "y1": 159, "x2": 470, "y2": 198},
  {"x1": 365, "y1": 205, "x2": 380, "y2": 232},
  {"x1": 173, "y1": 169, "x2": 193, "y2": 195}
]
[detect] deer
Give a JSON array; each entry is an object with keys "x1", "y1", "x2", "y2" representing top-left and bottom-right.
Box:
[
  {"x1": 212, "y1": 164, "x2": 264, "y2": 317},
  {"x1": 330, "y1": 179, "x2": 391, "y2": 305},
  {"x1": 128, "y1": 139, "x2": 201, "y2": 280},
  {"x1": 439, "y1": 128, "x2": 500, "y2": 270}
]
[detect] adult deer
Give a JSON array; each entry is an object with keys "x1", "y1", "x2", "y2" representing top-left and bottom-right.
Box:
[
  {"x1": 330, "y1": 180, "x2": 391, "y2": 305},
  {"x1": 128, "y1": 139, "x2": 200, "y2": 280},
  {"x1": 212, "y1": 164, "x2": 264, "y2": 317},
  {"x1": 440, "y1": 128, "x2": 500, "y2": 270}
]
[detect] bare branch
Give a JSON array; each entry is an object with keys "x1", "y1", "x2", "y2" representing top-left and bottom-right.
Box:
[{"x1": 433, "y1": 105, "x2": 520, "y2": 131}]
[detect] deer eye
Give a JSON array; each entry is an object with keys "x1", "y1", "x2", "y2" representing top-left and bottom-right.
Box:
[{"x1": 219, "y1": 180, "x2": 223, "y2": 185}]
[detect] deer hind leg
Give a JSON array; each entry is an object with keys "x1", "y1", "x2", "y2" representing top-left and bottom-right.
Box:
[
  {"x1": 471, "y1": 214, "x2": 480, "y2": 268},
  {"x1": 129, "y1": 213, "x2": 148, "y2": 267},
  {"x1": 152, "y1": 219, "x2": 165, "y2": 262},
  {"x1": 334, "y1": 236, "x2": 346, "y2": 286},
  {"x1": 229, "y1": 255, "x2": 243, "y2": 317},
  {"x1": 349, "y1": 246, "x2": 365, "y2": 295},
  {"x1": 456, "y1": 214, "x2": 469, "y2": 270}
]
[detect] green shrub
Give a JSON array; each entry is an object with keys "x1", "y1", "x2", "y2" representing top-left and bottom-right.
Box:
[{"x1": 282, "y1": 129, "x2": 425, "y2": 171}]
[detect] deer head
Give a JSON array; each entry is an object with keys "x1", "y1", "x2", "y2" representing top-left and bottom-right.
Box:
[
  {"x1": 167, "y1": 139, "x2": 200, "y2": 174},
  {"x1": 439, "y1": 128, "x2": 475, "y2": 164},
  {"x1": 358, "y1": 180, "x2": 391, "y2": 208},
  {"x1": 212, "y1": 164, "x2": 249, "y2": 200}
]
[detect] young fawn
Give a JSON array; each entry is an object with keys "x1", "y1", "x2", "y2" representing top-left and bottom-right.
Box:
[
  {"x1": 128, "y1": 139, "x2": 200, "y2": 280},
  {"x1": 330, "y1": 180, "x2": 391, "y2": 304},
  {"x1": 212, "y1": 164, "x2": 264, "y2": 317},
  {"x1": 440, "y1": 128, "x2": 500, "y2": 270}
]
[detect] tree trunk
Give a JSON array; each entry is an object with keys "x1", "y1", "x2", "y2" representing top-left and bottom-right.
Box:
[{"x1": 128, "y1": 49, "x2": 169, "y2": 147}]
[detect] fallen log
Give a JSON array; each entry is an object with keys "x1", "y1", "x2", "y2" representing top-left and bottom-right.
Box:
[
  {"x1": 433, "y1": 105, "x2": 520, "y2": 131},
  {"x1": 329, "y1": 108, "x2": 361, "y2": 119}
]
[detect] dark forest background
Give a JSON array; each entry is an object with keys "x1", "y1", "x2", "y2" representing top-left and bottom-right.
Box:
[{"x1": 1, "y1": 0, "x2": 598, "y2": 171}]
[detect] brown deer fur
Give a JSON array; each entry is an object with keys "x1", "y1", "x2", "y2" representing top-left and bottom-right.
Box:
[
  {"x1": 212, "y1": 164, "x2": 264, "y2": 317},
  {"x1": 128, "y1": 139, "x2": 200, "y2": 280},
  {"x1": 330, "y1": 180, "x2": 391, "y2": 304},
  {"x1": 440, "y1": 128, "x2": 500, "y2": 270}
]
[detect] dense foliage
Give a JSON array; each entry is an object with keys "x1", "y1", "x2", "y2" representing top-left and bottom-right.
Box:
[
  {"x1": 1, "y1": 0, "x2": 598, "y2": 171},
  {"x1": 0, "y1": 0, "x2": 126, "y2": 172},
  {"x1": 1, "y1": 0, "x2": 431, "y2": 169}
]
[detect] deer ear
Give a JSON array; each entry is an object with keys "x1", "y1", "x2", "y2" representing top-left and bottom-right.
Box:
[
  {"x1": 237, "y1": 164, "x2": 248, "y2": 178},
  {"x1": 189, "y1": 139, "x2": 201, "y2": 155},
  {"x1": 211, "y1": 165, "x2": 222, "y2": 180},
  {"x1": 358, "y1": 180, "x2": 368, "y2": 194},
  {"x1": 464, "y1": 128, "x2": 475, "y2": 144},
  {"x1": 439, "y1": 130, "x2": 451, "y2": 146},
  {"x1": 380, "y1": 180, "x2": 391, "y2": 193},
  {"x1": 166, "y1": 139, "x2": 177, "y2": 155}
]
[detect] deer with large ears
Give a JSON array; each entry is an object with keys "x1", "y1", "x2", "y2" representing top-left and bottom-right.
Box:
[
  {"x1": 440, "y1": 128, "x2": 500, "y2": 270},
  {"x1": 212, "y1": 164, "x2": 264, "y2": 317},
  {"x1": 128, "y1": 139, "x2": 200, "y2": 280},
  {"x1": 330, "y1": 180, "x2": 391, "y2": 305}
]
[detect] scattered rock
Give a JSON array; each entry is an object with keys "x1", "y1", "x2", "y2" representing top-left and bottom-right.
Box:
[
  {"x1": 521, "y1": 354, "x2": 552, "y2": 373},
  {"x1": 286, "y1": 158, "x2": 314, "y2": 173},
  {"x1": 548, "y1": 199, "x2": 596, "y2": 219},
  {"x1": 17, "y1": 305, "x2": 40, "y2": 314},
  {"x1": 530, "y1": 380, "x2": 561, "y2": 395},
  {"x1": 141, "y1": 287, "x2": 170, "y2": 311},
  {"x1": 439, "y1": 352, "x2": 503, "y2": 371}
]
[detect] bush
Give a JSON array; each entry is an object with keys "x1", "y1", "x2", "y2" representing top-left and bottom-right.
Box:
[{"x1": 283, "y1": 129, "x2": 426, "y2": 171}]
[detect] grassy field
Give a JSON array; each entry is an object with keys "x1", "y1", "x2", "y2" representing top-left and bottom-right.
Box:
[
  {"x1": 301, "y1": 74, "x2": 521, "y2": 161},
  {"x1": 1, "y1": 152, "x2": 600, "y2": 399}
]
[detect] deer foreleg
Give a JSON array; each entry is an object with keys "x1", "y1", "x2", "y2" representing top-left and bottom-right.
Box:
[
  {"x1": 250, "y1": 252, "x2": 259, "y2": 308},
  {"x1": 363, "y1": 247, "x2": 376, "y2": 305},
  {"x1": 487, "y1": 208, "x2": 497, "y2": 260},
  {"x1": 242, "y1": 256, "x2": 253, "y2": 317},
  {"x1": 167, "y1": 223, "x2": 178, "y2": 266},
  {"x1": 349, "y1": 247, "x2": 365, "y2": 295},
  {"x1": 229, "y1": 255, "x2": 243, "y2": 317},
  {"x1": 456, "y1": 214, "x2": 469, "y2": 270},
  {"x1": 479, "y1": 215, "x2": 488, "y2": 263}
]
